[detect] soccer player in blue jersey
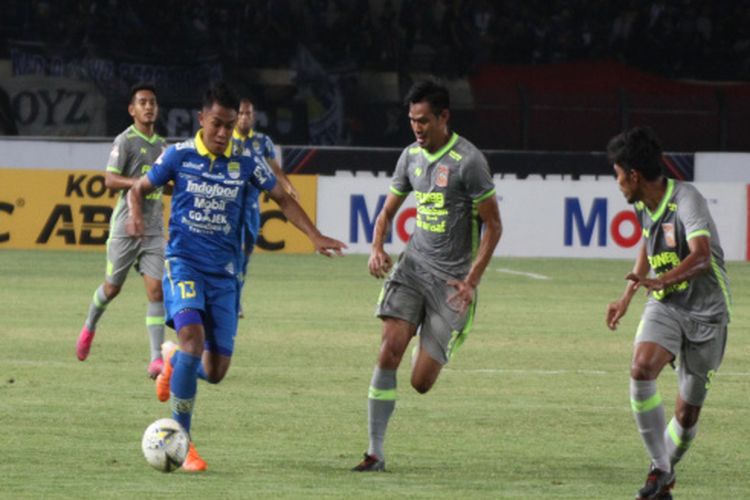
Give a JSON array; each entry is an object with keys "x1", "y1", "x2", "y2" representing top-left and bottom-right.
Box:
[
  {"x1": 606, "y1": 127, "x2": 731, "y2": 500},
  {"x1": 232, "y1": 97, "x2": 298, "y2": 318},
  {"x1": 127, "y1": 82, "x2": 346, "y2": 472}
]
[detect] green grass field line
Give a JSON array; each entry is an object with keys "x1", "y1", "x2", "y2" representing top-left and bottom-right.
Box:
[{"x1": 0, "y1": 250, "x2": 747, "y2": 499}]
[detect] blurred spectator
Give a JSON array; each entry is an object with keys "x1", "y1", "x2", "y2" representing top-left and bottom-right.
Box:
[{"x1": 1, "y1": 0, "x2": 750, "y2": 81}]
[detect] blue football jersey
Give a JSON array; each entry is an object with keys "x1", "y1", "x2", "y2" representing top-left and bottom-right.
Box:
[
  {"x1": 147, "y1": 131, "x2": 277, "y2": 277},
  {"x1": 232, "y1": 129, "x2": 278, "y2": 247}
]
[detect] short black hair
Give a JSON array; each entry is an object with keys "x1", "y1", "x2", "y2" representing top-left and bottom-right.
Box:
[
  {"x1": 129, "y1": 83, "x2": 156, "y2": 103},
  {"x1": 202, "y1": 81, "x2": 239, "y2": 111},
  {"x1": 607, "y1": 126, "x2": 664, "y2": 181},
  {"x1": 404, "y1": 79, "x2": 450, "y2": 116}
]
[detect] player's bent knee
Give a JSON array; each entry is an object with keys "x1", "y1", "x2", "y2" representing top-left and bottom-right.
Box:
[
  {"x1": 410, "y1": 372, "x2": 437, "y2": 394},
  {"x1": 411, "y1": 380, "x2": 433, "y2": 394},
  {"x1": 203, "y1": 366, "x2": 228, "y2": 384},
  {"x1": 174, "y1": 309, "x2": 205, "y2": 355},
  {"x1": 103, "y1": 282, "x2": 122, "y2": 300},
  {"x1": 630, "y1": 357, "x2": 663, "y2": 380},
  {"x1": 204, "y1": 373, "x2": 224, "y2": 384},
  {"x1": 378, "y1": 342, "x2": 406, "y2": 368}
]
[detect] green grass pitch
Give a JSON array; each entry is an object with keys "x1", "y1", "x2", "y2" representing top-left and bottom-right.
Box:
[{"x1": 0, "y1": 250, "x2": 747, "y2": 499}]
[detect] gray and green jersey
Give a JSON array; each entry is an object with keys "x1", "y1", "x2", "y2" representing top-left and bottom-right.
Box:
[
  {"x1": 636, "y1": 178, "x2": 732, "y2": 323},
  {"x1": 107, "y1": 125, "x2": 167, "y2": 237},
  {"x1": 390, "y1": 132, "x2": 496, "y2": 279}
]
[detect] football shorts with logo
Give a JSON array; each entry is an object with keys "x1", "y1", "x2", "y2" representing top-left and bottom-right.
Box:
[
  {"x1": 376, "y1": 252, "x2": 475, "y2": 365},
  {"x1": 163, "y1": 257, "x2": 240, "y2": 356}
]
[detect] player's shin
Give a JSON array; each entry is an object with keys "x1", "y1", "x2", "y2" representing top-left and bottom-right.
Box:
[
  {"x1": 170, "y1": 352, "x2": 201, "y2": 434},
  {"x1": 85, "y1": 285, "x2": 111, "y2": 329},
  {"x1": 664, "y1": 417, "x2": 698, "y2": 467},
  {"x1": 367, "y1": 367, "x2": 397, "y2": 460},
  {"x1": 146, "y1": 301, "x2": 165, "y2": 362},
  {"x1": 630, "y1": 378, "x2": 670, "y2": 471}
]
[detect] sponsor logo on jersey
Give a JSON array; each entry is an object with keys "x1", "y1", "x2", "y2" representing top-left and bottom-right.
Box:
[
  {"x1": 187, "y1": 210, "x2": 228, "y2": 224},
  {"x1": 193, "y1": 197, "x2": 227, "y2": 211},
  {"x1": 228, "y1": 161, "x2": 240, "y2": 179},
  {"x1": 662, "y1": 223, "x2": 676, "y2": 247},
  {"x1": 182, "y1": 160, "x2": 204, "y2": 170},
  {"x1": 436, "y1": 164, "x2": 449, "y2": 187},
  {"x1": 186, "y1": 179, "x2": 239, "y2": 199},
  {"x1": 253, "y1": 160, "x2": 270, "y2": 184}
]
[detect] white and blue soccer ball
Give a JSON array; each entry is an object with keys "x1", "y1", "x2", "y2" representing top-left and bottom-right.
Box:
[{"x1": 141, "y1": 418, "x2": 189, "y2": 472}]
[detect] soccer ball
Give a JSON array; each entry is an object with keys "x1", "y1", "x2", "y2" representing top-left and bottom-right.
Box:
[{"x1": 141, "y1": 418, "x2": 189, "y2": 472}]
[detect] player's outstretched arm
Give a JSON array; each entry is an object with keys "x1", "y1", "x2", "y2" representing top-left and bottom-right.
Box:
[
  {"x1": 368, "y1": 193, "x2": 405, "y2": 279},
  {"x1": 447, "y1": 195, "x2": 502, "y2": 314},
  {"x1": 267, "y1": 183, "x2": 346, "y2": 257},
  {"x1": 268, "y1": 158, "x2": 299, "y2": 200},
  {"x1": 606, "y1": 242, "x2": 649, "y2": 330},
  {"x1": 126, "y1": 176, "x2": 156, "y2": 238}
]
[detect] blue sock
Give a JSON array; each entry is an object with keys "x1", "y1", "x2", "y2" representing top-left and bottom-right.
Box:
[
  {"x1": 197, "y1": 363, "x2": 207, "y2": 381},
  {"x1": 170, "y1": 350, "x2": 205, "y2": 379},
  {"x1": 170, "y1": 352, "x2": 201, "y2": 434}
]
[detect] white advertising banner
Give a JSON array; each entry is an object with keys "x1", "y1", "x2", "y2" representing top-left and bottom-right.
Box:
[
  {"x1": 0, "y1": 139, "x2": 111, "y2": 170},
  {"x1": 695, "y1": 153, "x2": 750, "y2": 183},
  {"x1": 317, "y1": 177, "x2": 747, "y2": 261}
]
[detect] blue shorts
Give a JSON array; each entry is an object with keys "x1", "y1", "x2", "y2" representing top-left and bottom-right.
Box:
[{"x1": 163, "y1": 257, "x2": 240, "y2": 356}]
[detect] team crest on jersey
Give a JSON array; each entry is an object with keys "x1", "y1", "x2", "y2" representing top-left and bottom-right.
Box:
[
  {"x1": 253, "y1": 140, "x2": 261, "y2": 153},
  {"x1": 227, "y1": 161, "x2": 241, "y2": 179},
  {"x1": 435, "y1": 164, "x2": 449, "y2": 187},
  {"x1": 231, "y1": 141, "x2": 243, "y2": 157},
  {"x1": 662, "y1": 223, "x2": 676, "y2": 248}
]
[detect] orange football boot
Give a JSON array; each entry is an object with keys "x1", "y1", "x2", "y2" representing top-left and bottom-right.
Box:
[
  {"x1": 156, "y1": 341, "x2": 178, "y2": 402},
  {"x1": 182, "y1": 442, "x2": 207, "y2": 472}
]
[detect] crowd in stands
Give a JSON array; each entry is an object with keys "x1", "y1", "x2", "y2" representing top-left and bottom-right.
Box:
[{"x1": 2, "y1": 0, "x2": 750, "y2": 81}]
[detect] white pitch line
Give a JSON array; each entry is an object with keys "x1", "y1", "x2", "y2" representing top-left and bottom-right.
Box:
[
  {"x1": 448, "y1": 368, "x2": 750, "y2": 377},
  {"x1": 447, "y1": 368, "x2": 608, "y2": 376},
  {"x1": 496, "y1": 268, "x2": 551, "y2": 280}
]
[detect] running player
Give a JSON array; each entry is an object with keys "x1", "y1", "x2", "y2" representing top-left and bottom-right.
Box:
[
  {"x1": 232, "y1": 98, "x2": 297, "y2": 318},
  {"x1": 352, "y1": 80, "x2": 502, "y2": 471},
  {"x1": 127, "y1": 82, "x2": 345, "y2": 472},
  {"x1": 76, "y1": 83, "x2": 167, "y2": 378},
  {"x1": 605, "y1": 127, "x2": 731, "y2": 500}
]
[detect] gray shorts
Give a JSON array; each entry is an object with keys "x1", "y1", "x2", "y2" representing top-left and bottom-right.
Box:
[
  {"x1": 636, "y1": 300, "x2": 728, "y2": 406},
  {"x1": 376, "y1": 253, "x2": 475, "y2": 365},
  {"x1": 105, "y1": 235, "x2": 165, "y2": 286}
]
